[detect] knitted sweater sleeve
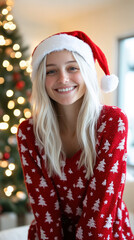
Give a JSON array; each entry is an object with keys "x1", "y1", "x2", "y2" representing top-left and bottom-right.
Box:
[
  {"x1": 17, "y1": 119, "x2": 63, "y2": 240},
  {"x1": 75, "y1": 106, "x2": 134, "y2": 239}
]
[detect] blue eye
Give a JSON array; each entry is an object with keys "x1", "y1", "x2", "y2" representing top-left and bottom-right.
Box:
[
  {"x1": 46, "y1": 70, "x2": 56, "y2": 75},
  {"x1": 69, "y1": 66, "x2": 78, "y2": 71}
]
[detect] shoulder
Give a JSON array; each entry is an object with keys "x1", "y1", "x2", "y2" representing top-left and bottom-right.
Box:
[
  {"x1": 97, "y1": 105, "x2": 128, "y2": 135},
  {"x1": 17, "y1": 118, "x2": 34, "y2": 139},
  {"x1": 100, "y1": 105, "x2": 128, "y2": 124},
  {"x1": 18, "y1": 118, "x2": 33, "y2": 131}
]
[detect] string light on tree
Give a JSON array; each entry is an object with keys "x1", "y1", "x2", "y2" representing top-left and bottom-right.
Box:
[
  {"x1": 13, "y1": 109, "x2": 21, "y2": 117},
  {"x1": 3, "y1": 114, "x2": 10, "y2": 122},
  {"x1": 17, "y1": 96, "x2": 25, "y2": 104},
  {"x1": 13, "y1": 43, "x2": 20, "y2": 51},
  {"x1": 7, "y1": 100, "x2": 15, "y2": 109},
  {"x1": 6, "y1": 89, "x2": 14, "y2": 97},
  {"x1": 0, "y1": 122, "x2": 9, "y2": 130},
  {"x1": 0, "y1": 0, "x2": 31, "y2": 214},
  {"x1": 0, "y1": 77, "x2": 5, "y2": 84},
  {"x1": 10, "y1": 124, "x2": 18, "y2": 134},
  {"x1": 8, "y1": 163, "x2": 15, "y2": 171}
]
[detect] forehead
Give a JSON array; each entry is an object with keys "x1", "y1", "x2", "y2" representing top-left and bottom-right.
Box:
[{"x1": 46, "y1": 49, "x2": 75, "y2": 65}]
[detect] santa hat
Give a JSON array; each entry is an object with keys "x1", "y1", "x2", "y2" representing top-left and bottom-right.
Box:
[{"x1": 32, "y1": 30, "x2": 118, "y2": 93}]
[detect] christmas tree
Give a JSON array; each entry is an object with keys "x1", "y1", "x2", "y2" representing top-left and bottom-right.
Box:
[{"x1": 0, "y1": 0, "x2": 32, "y2": 214}]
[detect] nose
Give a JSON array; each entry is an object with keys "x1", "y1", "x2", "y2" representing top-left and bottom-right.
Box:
[{"x1": 58, "y1": 70, "x2": 69, "y2": 83}]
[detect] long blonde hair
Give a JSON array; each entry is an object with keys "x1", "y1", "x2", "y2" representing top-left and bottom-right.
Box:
[{"x1": 31, "y1": 51, "x2": 101, "y2": 179}]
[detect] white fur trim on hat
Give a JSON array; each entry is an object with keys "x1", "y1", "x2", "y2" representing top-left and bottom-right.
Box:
[
  {"x1": 101, "y1": 74, "x2": 119, "y2": 93},
  {"x1": 31, "y1": 34, "x2": 96, "y2": 81}
]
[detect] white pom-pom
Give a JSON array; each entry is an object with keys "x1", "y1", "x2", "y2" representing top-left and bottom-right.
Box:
[{"x1": 101, "y1": 74, "x2": 119, "y2": 93}]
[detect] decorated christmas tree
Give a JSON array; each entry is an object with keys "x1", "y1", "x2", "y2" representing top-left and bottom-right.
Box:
[{"x1": 0, "y1": 0, "x2": 32, "y2": 214}]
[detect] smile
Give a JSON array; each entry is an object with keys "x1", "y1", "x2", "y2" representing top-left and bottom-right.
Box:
[{"x1": 56, "y1": 86, "x2": 76, "y2": 92}]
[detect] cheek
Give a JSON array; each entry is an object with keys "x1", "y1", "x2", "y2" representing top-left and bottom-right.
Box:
[{"x1": 45, "y1": 78, "x2": 52, "y2": 91}]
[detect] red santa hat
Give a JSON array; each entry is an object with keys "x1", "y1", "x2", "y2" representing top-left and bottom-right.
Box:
[{"x1": 32, "y1": 30, "x2": 118, "y2": 93}]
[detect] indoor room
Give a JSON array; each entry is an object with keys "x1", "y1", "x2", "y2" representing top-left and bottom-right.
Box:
[{"x1": 0, "y1": 0, "x2": 134, "y2": 239}]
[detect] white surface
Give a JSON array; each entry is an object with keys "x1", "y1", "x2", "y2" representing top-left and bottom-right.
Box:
[
  {"x1": 0, "y1": 213, "x2": 133, "y2": 239},
  {"x1": 0, "y1": 225, "x2": 29, "y2": 240},
  {"x1": 0, "y1": 213, "x2": 17, "y2": 231}
]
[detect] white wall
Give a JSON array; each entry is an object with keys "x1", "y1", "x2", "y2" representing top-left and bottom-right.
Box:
[
  {"x1": 58, "y1": 0, "x2": 134, "y2": 105},
  {"x1": 12, "y1": 0, "x2": 134, "y2": 106}
]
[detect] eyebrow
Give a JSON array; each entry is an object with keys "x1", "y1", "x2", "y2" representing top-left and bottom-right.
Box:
[{"x1": 46, "y1": 60, "x2": 77, "y2": 67}]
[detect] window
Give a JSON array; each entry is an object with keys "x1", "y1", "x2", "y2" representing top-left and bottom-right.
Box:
[{"x1": 118, "y1": 36, "x2": 134, "y2": 166}]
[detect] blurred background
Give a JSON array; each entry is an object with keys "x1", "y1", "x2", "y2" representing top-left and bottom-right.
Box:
[{"x1": 0, "y1": 0, "x2": 134, "y2": 234}]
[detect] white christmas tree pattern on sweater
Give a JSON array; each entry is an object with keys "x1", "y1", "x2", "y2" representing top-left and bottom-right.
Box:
[
  {"x1": 96, "y1": 159, "x2": 106, "y2": 172},
  {"x1": 118, "y1": 118, "x2": 125, "y2": 133},
  {"x1": 98, "y1": 121, "x2": 106, "y2": 132},
  {"x1": 76, "y1": 226, "x2": 84, "y2": 240},
  {"x1": 16, "y1": 105, "x2": 134, "y2": 239},
  {"x1": 102, "y1": 140, "x2": 110, "y2": 152}
]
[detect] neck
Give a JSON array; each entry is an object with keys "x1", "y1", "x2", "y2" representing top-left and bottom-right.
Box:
[{"x1": 55, "y1": 98, "x2": 83, "y2": 135}]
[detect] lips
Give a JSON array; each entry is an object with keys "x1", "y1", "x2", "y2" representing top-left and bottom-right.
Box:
[{"x1": 56, "y1": 86, "x2": 76, "y2": 93}]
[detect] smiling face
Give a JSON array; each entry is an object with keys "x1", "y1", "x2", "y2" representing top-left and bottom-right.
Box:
[{"x1": 45, "y1": 50, "x2": 86, "y2": 106}]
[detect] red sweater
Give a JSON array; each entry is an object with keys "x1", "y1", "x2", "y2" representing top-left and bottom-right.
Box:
[{"x1": 17, "y1": 105, "x2": 134, "y2": 239}]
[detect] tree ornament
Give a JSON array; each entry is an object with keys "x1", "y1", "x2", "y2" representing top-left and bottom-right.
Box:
[
  {"x1": 3, "y1": 152, "x2": 10, "y2": 160},
  {"x1": 15, "y1": 80, "x2": 25, "y2": 90},
  {"x1": 13, "y1": 72, "x2": 21, "y2": 81}
]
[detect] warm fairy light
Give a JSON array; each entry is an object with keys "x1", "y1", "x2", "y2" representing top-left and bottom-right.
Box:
[
  {"x1": 16, "y1": 191, "x2": 26, "y2": 200},
  {"x1": 0, "y1": 77, "x2": 5, "y2": 84},
  {"x1": 7, "y1": 64, "x2": 13, "y2": 71},
  {"x1": 15, "y1": 51, "x2": 22, "y2": 58},
  {"x1": 10, "y1": 125, "x2": 18, "y2": 134},
  {"x1": 17, "y1": 96, "x2": 25, "y2": 104},
  {"x1": 7, "y1": 185, "x2": 14, "y2": 192},
  {"x1": 3, "y1": 114, "x2": 10, "y2": 122},
  {"x1": 6, "y1": 6, "x2": 12, "y2": 11},
  {"x1": 6, "y1": 0, "x2": 14, "y2": 6},
  {"x1": 26, "y1": 66, "x2": 32, "y2": 73},
  {"x1": 8, "y1": 100, "x2": 15, "y2": 109},
  {"x1": 19, "y1": 118, "x2": 25, "y2": 124},
  {"x1": 0, "y1": 160, "x2": 8, "y2": 168},
  {"x1": 5, "y1": 191, "x2": 12, "y2": 197},
  {"x1": 2, "y1": 9, "x2": 8, "y2": 15},
  {"x1": 4, "y1": 22, "x2": 16, "y2": 31},
  {"x1": 0, "y1": 35, "x2": 6, "y2": 46},
  {"x1": 5, "y1": 169, "x2": 12, "y2": 177},
  {"x1": 6, "y1": 89, "x2": 14, "y2": 97},
  {"x1": 0, "y1": 122, "x2": 9, "y2": 130},
  {"x1": 5, "y1": 39, "x2": 12, "y2": 46},
  {"x1": 10, "y1": 51, "x2": 15, "y2": 58},
  {"x1": 13, "y1": 109, "x2": 21, "y2": 117},
  {"x1": 3, "y1": 22, "x2": 9, "y2": 30},
  {"x1": 6, "y1": 14, "x2": 13, "y2": 21},
  {"x1": 8, "y1": 163, "x2": 15, "y2": 171},
  {"x1": 3, "y1": 60, "x2": 10, "y2": 67},
  {"x1": 13, "y1": 44, "x2": 20, "y2": 51},
  {"x1": 19, "y1": 60, "x2": 26, "y2": 69},
  {"x1": 24, "y1": 108, "x2": 31, "y2": 118},
  {"x1": 4, "y1": 186, "x2": 14, "y2": 197},
  {"x1": 10, "y1": 22, "x2": 16, "y2": 30},
  {"x1": 25, "y1": 57, "x2": 32, "y2": 73}
]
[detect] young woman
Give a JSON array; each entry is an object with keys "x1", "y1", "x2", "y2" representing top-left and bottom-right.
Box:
[{"x1": 17, "y1": 31, "x2": 134, "y2": 239}]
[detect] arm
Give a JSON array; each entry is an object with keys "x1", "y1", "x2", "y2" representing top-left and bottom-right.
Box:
[
  {"x1": 76, "y1": 106, "x2": 133, "y2": 239},
  {"x1": 17, "y1": 119, "x2": 63, "y2": 240}
]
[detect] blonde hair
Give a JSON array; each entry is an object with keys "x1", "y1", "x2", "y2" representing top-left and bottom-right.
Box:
[{"x1": 31, "y1": 51, "x2": 101, "y2": 179}]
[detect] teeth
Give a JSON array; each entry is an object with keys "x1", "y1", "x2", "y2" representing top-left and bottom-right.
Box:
[{"x1": 57, "y1": 87, "x2": 75, "y2": 92}]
